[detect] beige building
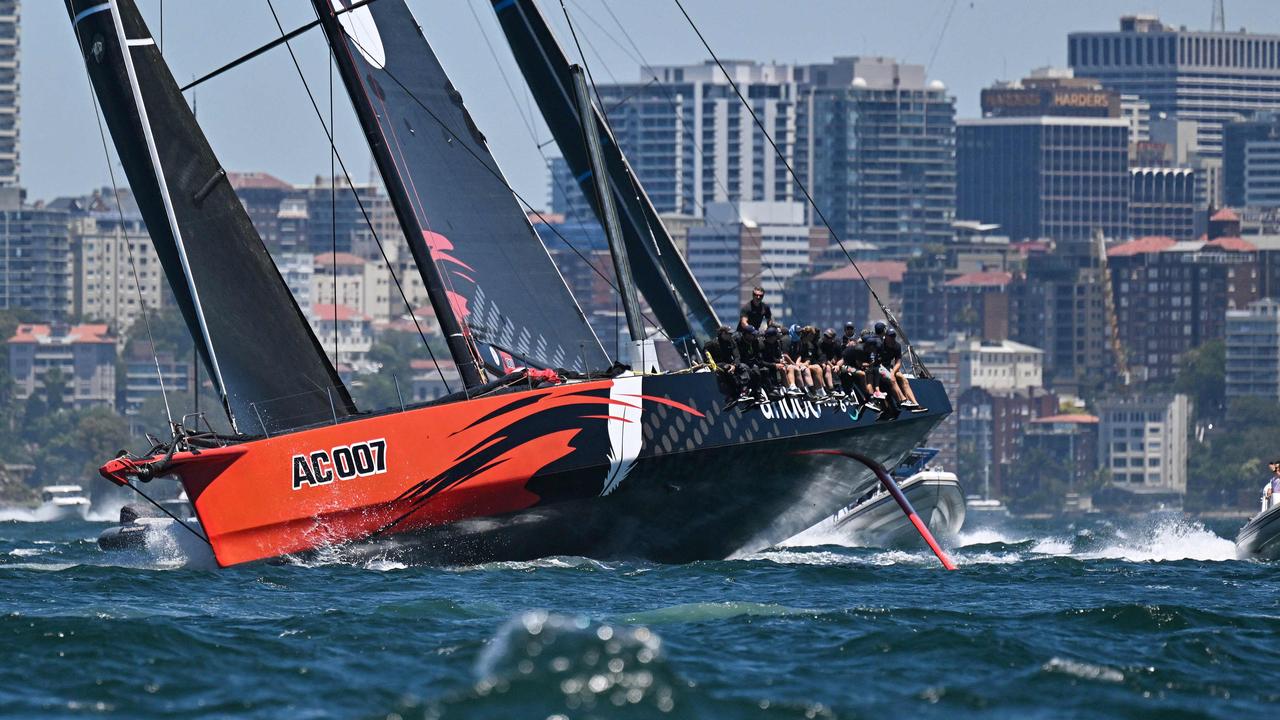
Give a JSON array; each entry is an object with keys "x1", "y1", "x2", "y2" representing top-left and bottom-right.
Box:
[
  {"x1": 311, "y1": 252, "x2": 392, "y2": 324},
  {"x1": 958, "y1": 339, "x2": 1045, "y2": 393},
  {"x1": 70, "y1": 213, "x2": 164, "y2": 334},
  {"x1": 7, "y1": 323, "x2": 117, "y2": 409}
]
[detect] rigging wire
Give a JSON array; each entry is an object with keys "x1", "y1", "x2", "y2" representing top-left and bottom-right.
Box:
[
  {"x1": 72, "y1": 20, "x2": 175, "y2": 429},
  {"x1": 670, "y1": 0, "x2": 930, "y2": 376},
  {"x1": 263, "y1": 0, "x2": 452, "y2": 394},
  {"x1": 926, "y1": 0, "x2": 959, "y2": 75}
]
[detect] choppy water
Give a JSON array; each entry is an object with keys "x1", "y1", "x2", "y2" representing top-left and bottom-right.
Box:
[{"x1": 1, "y1": 511, "x2": 1277, "y2": 719}]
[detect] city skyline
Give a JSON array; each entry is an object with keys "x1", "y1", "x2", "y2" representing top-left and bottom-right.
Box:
[{"x1": 23, "y1": 0, "x2": 1280, "y2": 207}]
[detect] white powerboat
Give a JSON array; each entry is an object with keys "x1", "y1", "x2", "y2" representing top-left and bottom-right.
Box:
[
  {"x1": 38, "y1": 485, "x2": 91, "y2": 521},
  {"x1": 793, "y1": 448, "x2": 966, "y2": 548}
]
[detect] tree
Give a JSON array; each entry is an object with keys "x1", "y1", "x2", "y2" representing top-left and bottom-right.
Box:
[
  {"x1": 41, "y1": 366, "x2": 68, "y2": 414},
  {"x1": 1174, "y1": 340, "x2": 1225, "y2": 423},
  {"x1": 1006, "y1": 445, "x2": 1072, "y2": 514}
]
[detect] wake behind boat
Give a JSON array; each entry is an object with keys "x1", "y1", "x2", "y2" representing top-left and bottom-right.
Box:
[{"x1": 68, "y1": 0, "x2": 951, "y2": 568}]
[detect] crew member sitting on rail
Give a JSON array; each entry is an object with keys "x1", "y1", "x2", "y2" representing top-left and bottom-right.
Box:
[
  {"x1": 706, "y1": 325, "x2": 749, "y2": 403},
  {"x1": 841, "y1": 321, "x2": 857, "y2": 348},
  {"x1": 739, "y1": 286, "x2": 773, "y2": 332},
  {"x1": 819, "y1": 328, "x2": 845, "y2": 398},
  {"x1": 795, "y1": 326, "x2": 829, "y2": 399},
  {"x1": 882, "y1": 328, "x2": 926, "y2": 412},
  {"x1": 735, "y1": 325, "x2": 770, "y2": 403},
  {"x1": 836, "y1": 332, "x2": 880, "y2": 412},
  {"x1": 759, "y1": 326, "x2": 790, "y2": 399}
]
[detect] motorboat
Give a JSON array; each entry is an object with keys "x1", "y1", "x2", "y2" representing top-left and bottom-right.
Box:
[
  {"x1": 1235, "y1": 496, "x2": 1280, "y2": 560},
  {"x1": 38, "y1": 485, "x2": 91, "y2": 521},
  {"x1": 97, "y1": 492, "x2": 197, "y2": 552},
  {"x1": 792, "y1": 448, "x2": 965, "y2": 548}
]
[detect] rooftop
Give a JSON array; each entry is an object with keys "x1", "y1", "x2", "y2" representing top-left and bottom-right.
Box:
[
  {"x1": 1107, "y1": 236, "x2": 1177, "y2": 256},
  {"x1": 313, "y1": 252, "x2": 367, "y2": 267},
  {"x1": 812, "y1": 261, "x2": 907, "y2": 283},
  {"x1": 8, "y1": 324, "x2": 114, "y2": 345},
  {"x1": 227, "y1": 171, "x2": 294, "y2": 191},
  {"x1": 311, "y1": 304, "x2": 369, "y2": 322},
  {"x1": 1032, "y1": 413, "x2": 1100, "y2": 425},
  {"x1": 945, "y1": 270, "x2": 1014, "y2": 288}
]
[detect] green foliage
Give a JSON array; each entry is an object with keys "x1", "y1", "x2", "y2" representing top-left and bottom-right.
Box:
[
  {"x1": 1186, "y1": 396, "x2": 1280, "y2": 511},
  {"x1": 1174, "y1": 340, "x2": 1225, "y2": 422},
  {"x1": 18, "y1": 406, "x2": 131, "y2": 484},
  {"x1": 1006, "y1": 445, "x2": 1072, "y2": 514}
]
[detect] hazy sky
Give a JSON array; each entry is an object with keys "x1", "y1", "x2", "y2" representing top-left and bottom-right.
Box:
[{"x1": 24, "y1": 1, "x2": 1279, "y2": 207}]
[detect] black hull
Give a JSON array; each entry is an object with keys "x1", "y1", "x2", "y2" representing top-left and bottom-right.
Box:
[
  {"x1": 341, "y1": 376, "x2": 950, "y2": 565},
  {"x1": 1235, "y1": 504, "x2": 1280, "y2": 560}
]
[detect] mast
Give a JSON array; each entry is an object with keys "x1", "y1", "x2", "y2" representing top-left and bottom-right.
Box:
[
  {"x1": 68, "y1": 0, "x2": 356, "y2": 434},
  {"x1": 491, "y1": 0, "x2": 723, "y2": 349},
  {"x1": 571, "y1": 66, "x2": 643, "y2": 343},
  {"x1": 310, "y1": 0, "x2": 609, "y2": 380}
]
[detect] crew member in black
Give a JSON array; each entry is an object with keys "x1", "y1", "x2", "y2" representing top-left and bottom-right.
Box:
[
  {"x1": 735, "y1": 325, "x2": 770, "y2": 402},
  {"x1": 818, "y1": 328, "x2": 844, "y2": 398},
  {"x1": 882, "y1": 328, "x2": 926, "y2": 411},
  {"x1": 739, "y1": 286, "x2": 773, "y2": 332},
  {"x1": 836, "y1": 334, "x2": 880, "y2": 412},
  {"x1": 841, "y1": 322, "x2": 858, "y2": 348},
  {"x1": 795, "y1": 326, "x2": 829, "y2": 399},
  {"x1": 759, "y1": 326, "x2": 789, "y2": 397},
  {"x1": 705, "y1": 325, "x2": 749, "y2": 403}
]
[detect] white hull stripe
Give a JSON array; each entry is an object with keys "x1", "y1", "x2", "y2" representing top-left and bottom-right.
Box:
[{"x1": 126, "y1": 38, "x2": 155, "y2": 47}]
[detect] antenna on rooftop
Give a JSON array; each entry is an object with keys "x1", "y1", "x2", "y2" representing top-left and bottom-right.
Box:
[{"x1": 1211, "y1": 0, "x2": 1226, "y2": 32}]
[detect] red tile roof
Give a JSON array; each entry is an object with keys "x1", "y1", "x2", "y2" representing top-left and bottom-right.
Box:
[
  {"x1": 1107, "y1": 236, "x2": 1178, "y2": 257},
  {"x1": 1210, "y1": 207, "x2": 1240, "y2": 222},
  {"x1": 944, "y1": 270, "x2": 1013, "y2": 288},
  {"x1": 812, "y1": 261, "x2": 907, "y2": 283},
  {"x1": 311, "y1": 304, "x2": 368, "y2": 322},
  {"x1": 1032, "y1": 413, "x2": 1099, "y2": 424},
  {"x1": 227, "y1": 171, "x2": 293, "y2": 191},
  {"x1": 313, "y1": 252, "x2": 367, "y2": 267},
  {"x1": 1205, "y1": 236, "x2": 1257, "y2": 252},
  {"x1": 8, "y1": 324, "x2": 114, "y2": 344}
]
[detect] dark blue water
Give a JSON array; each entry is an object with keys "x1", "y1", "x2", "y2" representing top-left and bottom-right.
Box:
[{"x1": 1, "y1": 511, "x2": 1277, "y2": 719}]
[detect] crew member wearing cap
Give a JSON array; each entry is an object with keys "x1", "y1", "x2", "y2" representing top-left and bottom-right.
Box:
[
  {"x1": 706, "y1": 325, "x2": 749, "y2": 403},
  {"x1": 759, "y1": 326, "x2": 790, "y2": 398},
  {"x1": 735, "y1": 325, "x2": 770, "y2": 403},
  {"x1": 739, "y1": 286, "x2": 773, "y2": 333},
  {"x1": 841, "y1": 322, "x2": 857, "y2": 348},
  {"x1": 881, "y1": 327, "x2": 926, "y2": 412},
  {"x1": 818, "y1": 328, "x2": 845, "y2": 398}
]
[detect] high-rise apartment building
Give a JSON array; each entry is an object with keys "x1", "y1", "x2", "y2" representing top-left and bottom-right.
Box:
[
  {"x1": 1226, "y1": 298, "x2": 1280, "y2": 401},
  {"x1": 1068, "y1": 15, "x2": 1280, "y2": 158},
  {"x1": 575, "y1": 57, "x2": 955, "y2": 256},
  {"x1": 685, "y1": 202, "x2": 825, "y2": 322},
  {"x1": 1223, "y1": 113, "x2": 1280, "y2": 207},
  {"x1": 805, "y1": 57, "x2": 956, "y2": 255},
  {"x1": 958, "y1": 116, "x2": 1130, "y2": 241},
  {"x1": 589, "y1": 60, "x2": 804, "y2": 216},
  {"x1": 0, "y1": 189, "x2": 72, "y2": 320},
  {"x1": 0, "y1": 0, "x2": 18, "y2": 187},
  {"x1": 1130, "y1": 167, "x2": 1197, "y2": 239},
  {"x1": 959, "y1": 72, "x2": 1130, "y2": 241}
]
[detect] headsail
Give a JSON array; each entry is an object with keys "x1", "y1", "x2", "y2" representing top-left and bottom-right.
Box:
[
  {"x1": 312, "y1": 0, "x2": 610, "y2": 379},
  {"x1": 68, "y1": 0, "x2": 356, "y2": 434},
  {"x1": 490, "y1": 0, "x2": 722, "y2": 348}
]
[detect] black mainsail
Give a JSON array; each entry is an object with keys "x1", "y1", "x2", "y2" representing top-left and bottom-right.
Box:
[
  {"x1": 490, "y1": 0, "x2": 722, "y2": 348},
  {"x1": 311, "y1": 0, "x2": 609, "y2": 381},
  {"x1": 68, "y1": 0, "x2": 356, "y2": 434}
]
